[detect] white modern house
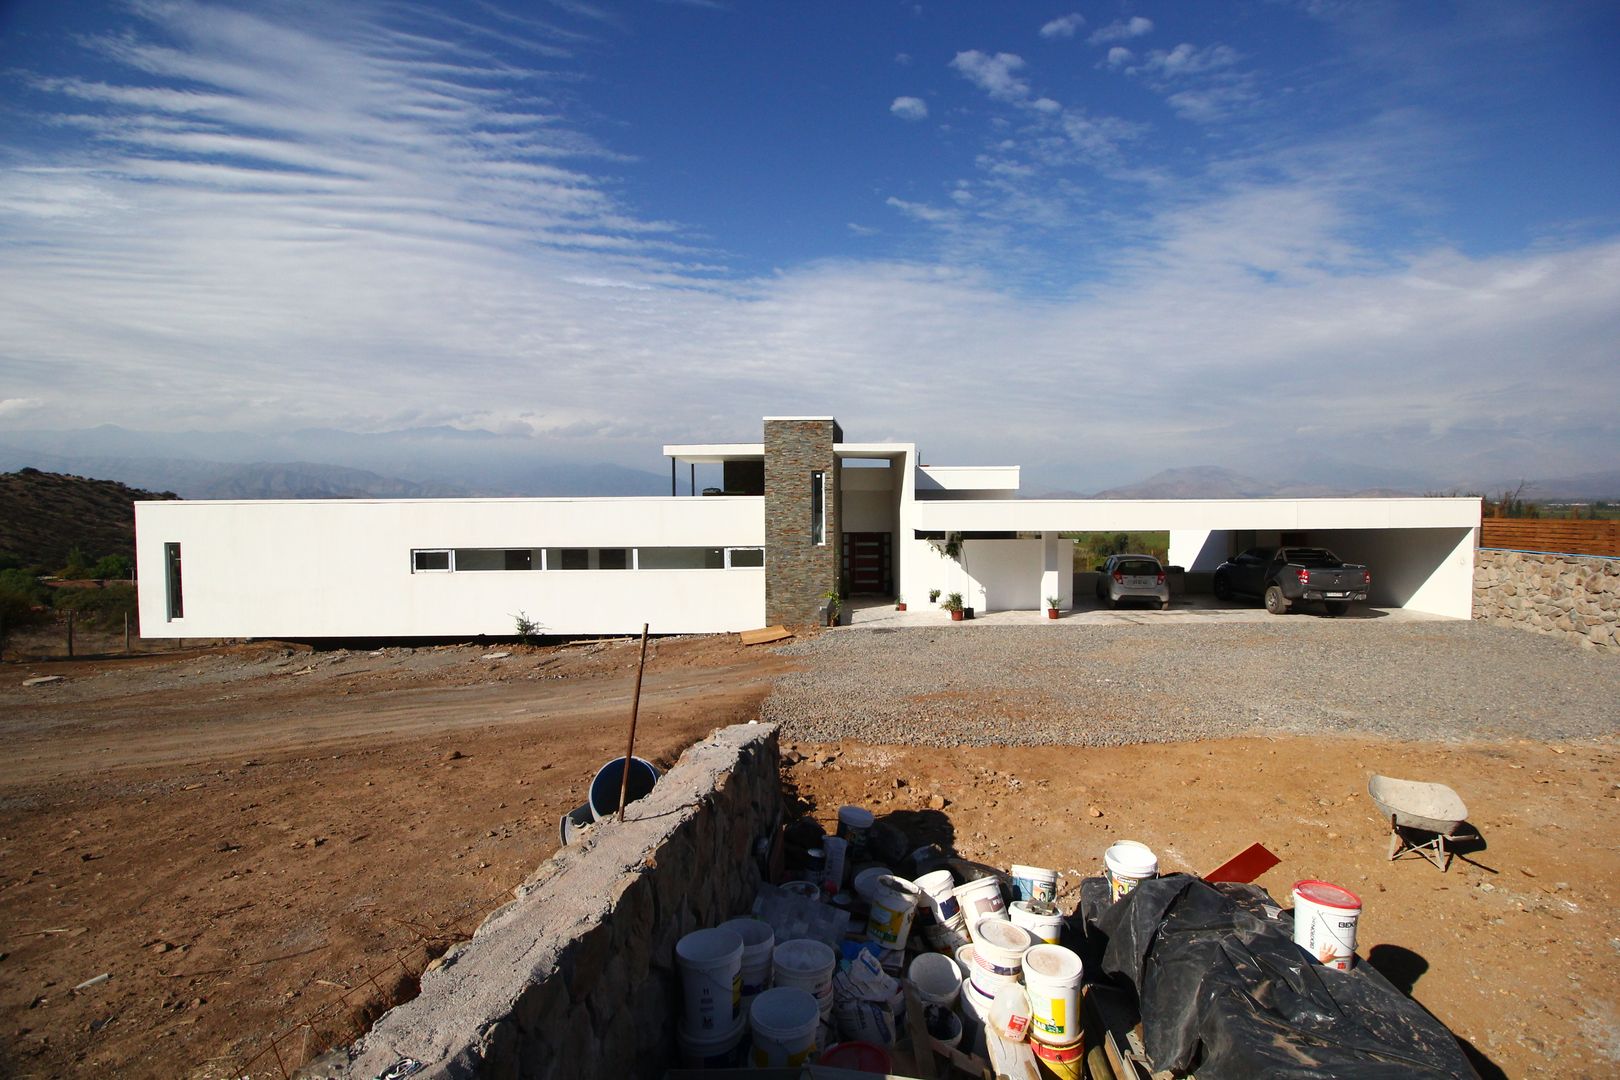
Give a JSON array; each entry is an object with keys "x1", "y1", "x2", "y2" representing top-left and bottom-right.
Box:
[{"x1": 134, "y1": 416, "x2": 1483, "y2": 639}]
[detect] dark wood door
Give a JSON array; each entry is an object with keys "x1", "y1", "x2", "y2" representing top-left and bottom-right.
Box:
[{"x1": 841, "y1": 532, "x2": 892, "y2": 595}]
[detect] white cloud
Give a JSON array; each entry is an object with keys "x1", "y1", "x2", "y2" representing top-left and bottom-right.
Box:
[
  {"x1": 1089, "y1": 17, "x2": 1154, "y2": 45},
  {"x1": 950, "y1": 51, "x2": 1030, "y2": 102},
  {"x1": 890, "y1": 96, "x2": 928, "y2": 121},
  {"x1": 0, "y1": 397, "x2": 46, "y2": 418},
  {"x1": 1039, "y1": 13, "x2": 1085, "y2": 40},
  {"x1": 1141, "y1": 43, "x2": 1240, "y2": 77},
  {"x1": 1106, "y1": 46, "x2": 1135, "y2": 67},
  {"x1": 885, "y1": 196, "x2": 957, "y2": 224}
]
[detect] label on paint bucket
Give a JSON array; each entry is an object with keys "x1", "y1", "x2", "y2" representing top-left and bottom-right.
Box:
[{"x1": 1292, "y1": 880, "x2": 1362, "y2": 970}]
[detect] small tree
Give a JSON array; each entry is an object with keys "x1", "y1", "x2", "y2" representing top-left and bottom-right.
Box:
[
  {"x1": 91, "y1": 554, "x2": 133, "y2": 580},
  {"x1": 61, "y1": 547, "x2": 93, "y2": 580},
  {"x1": 512, "y1": 610, "x2": 541, "y2": 645}
]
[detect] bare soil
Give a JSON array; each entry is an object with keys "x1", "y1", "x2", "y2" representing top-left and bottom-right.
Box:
[
  {"x1": 0, "y1": 635, "x2": 793, "y2": 1078},
  {"x1": 2, "y1": 632, "x2": 1616, "y2": 1079}
]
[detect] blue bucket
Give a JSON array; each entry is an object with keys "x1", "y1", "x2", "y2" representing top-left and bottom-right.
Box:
[{"x1": 588, "y1": 756, "x2": 661, "y2": 820}]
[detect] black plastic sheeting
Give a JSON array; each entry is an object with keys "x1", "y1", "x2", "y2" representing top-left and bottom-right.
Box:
[{"x1": 1095, "y1": 874, "x2": 1477, "y2": 1079}]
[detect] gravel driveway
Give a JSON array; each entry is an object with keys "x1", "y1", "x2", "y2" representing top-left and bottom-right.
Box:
[{"x1": 761, "y1": 620, "x2": 1620, "y2": 747}]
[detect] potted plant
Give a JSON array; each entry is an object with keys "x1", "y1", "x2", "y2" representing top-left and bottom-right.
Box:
[
  {"x1": 821, "y1": 589, "x2": 842, "y2": 627},
  {"x1": 895, "y1": 595, "x2": 907, "y2": 612},
  {"x1": 1046, "y1": 596, "x2": 1061, "y2": 619},
  {"x1": 942, "y1": 592, "x2": 964, "y2": 621},
  {"x1": 928, "y1": 588, "x2": 941, "y2": 605}
]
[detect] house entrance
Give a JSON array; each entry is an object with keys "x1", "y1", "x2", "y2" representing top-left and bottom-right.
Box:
[{"x1": 841, "y1": 532, "x2": 892, "y2": 595}]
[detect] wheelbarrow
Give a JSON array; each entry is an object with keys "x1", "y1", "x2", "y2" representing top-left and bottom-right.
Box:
[{"x1": 1368, "y1": 774, "x2": 1477, "y2": 872}]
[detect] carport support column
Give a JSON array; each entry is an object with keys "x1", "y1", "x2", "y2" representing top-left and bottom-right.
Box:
[{"x1": 1041, "y1": 532, "x2": 1070, "y2": 610}]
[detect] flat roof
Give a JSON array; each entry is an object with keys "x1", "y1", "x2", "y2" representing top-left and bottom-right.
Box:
[
  {"x1": 663, "y1": 443, "x2": 764, "y2": 463},
  {"x1": 913, "y1": 496, "x2": 1483, "y2": 533}
]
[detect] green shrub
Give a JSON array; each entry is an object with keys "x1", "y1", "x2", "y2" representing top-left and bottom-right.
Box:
[
  {"x1": 0, "y1": 568, "x2": 48, "y2": 606},
  {"x1": 91, "y1": 554, "x2": 133, "y2": 580},
  {"x1": 60, "y1": 547, "x2": 93, "y2": 579},
  {"x1": 53, "y1": 584, "x2": 138, "y2": 630}
]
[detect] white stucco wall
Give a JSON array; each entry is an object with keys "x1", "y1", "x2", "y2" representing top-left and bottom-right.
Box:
[{"x1": 135, "y1": 497, "x2": 766, "y2": 638}]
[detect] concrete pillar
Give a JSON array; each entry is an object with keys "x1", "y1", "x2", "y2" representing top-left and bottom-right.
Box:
[{"x1": 1040, "y1": 532, "x2": 1070, "y2": 610}]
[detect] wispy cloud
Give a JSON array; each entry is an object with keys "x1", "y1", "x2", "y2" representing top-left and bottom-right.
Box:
[
  {"x1": 949, "y1": 51, "x2": 1030, "y2": 102},
  {"x1": 1039, "y1": 13, "x2": 1085, "y2": 40},
  {"x1": 890, "y1": 96, "x2": 928, "y2": 121},
  {"x1": 1089, "y1": 17, "x2": 1154, "y2": 45}
]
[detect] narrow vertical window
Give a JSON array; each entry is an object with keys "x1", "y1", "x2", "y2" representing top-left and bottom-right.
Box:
[
  {"x1": 164, "y1": 542, "x2": 183, "y2": 620},
  {"x1": 810, "y1": 470, "x2": 825, "y2": 545}
]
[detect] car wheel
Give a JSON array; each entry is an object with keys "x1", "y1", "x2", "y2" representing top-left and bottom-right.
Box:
[
  {"x1": 1264, "y1": 585, "x2": 1290, "y2": 615},
  {"x1": 1212, "y1": 572, "x2": 1231, "y2": 601},
  {"x1": 1324, "y1": 600, "x2": 1349, "y2": 616}
]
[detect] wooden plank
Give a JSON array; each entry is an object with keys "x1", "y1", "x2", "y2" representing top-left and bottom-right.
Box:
[{"x1": 738, "y1": 625, "x2": 793, "y2": 646}]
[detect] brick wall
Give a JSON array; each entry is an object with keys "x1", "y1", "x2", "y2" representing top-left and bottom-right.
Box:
[
  {"x1": 764, "y1": 419, "x2": 841, "y2": 626},
  {"x1": 1474, "y1": 550, "x2": 1619, "y2": 651},
  {"x1": 312, "y1": 724, "x2": 782, "y2": 1080}
]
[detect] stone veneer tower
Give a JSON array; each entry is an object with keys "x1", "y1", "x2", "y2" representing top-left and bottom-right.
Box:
[{"x1": 763, "y1": 417, "x2": 842, "y2": 626}]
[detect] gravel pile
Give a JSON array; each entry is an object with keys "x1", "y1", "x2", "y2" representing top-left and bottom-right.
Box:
[{"x1": 761, "y1": 620, "x2": 1620, "y2": 747}]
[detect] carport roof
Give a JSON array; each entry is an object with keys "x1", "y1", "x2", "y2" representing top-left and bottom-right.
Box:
[{"x1": 912, "y1": 496, "x2": 1482, "y2": 533}]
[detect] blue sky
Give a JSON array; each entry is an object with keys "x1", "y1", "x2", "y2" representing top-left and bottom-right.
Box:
[{"x1": 1, "y1": 0, "x2": 1617, "y2": 492}]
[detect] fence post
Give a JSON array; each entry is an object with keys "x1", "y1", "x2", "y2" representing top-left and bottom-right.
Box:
[
  {"x1": 66, "y1": 610, "x2": 74, "y2": 658},
  {"x1": 124, "y1": 612, "x2": 131, "y2": 655}
]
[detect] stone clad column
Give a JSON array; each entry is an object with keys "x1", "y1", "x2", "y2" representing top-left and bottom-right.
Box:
[{"x1": 764, "y1": 418, "x2": 841, "y2": 626}]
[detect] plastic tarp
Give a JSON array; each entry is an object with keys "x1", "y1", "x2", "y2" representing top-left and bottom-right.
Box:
[{"x1": 1095, "y1": 874, "x2": 1476, "y2": 1079}]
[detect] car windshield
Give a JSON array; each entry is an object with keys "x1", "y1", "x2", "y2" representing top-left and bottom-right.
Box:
[{"x1": 1116, "y1": 559, "x2": 1161, "y2": 575}]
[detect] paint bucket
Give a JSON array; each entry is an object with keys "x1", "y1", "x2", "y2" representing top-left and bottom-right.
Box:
[
  {"x1": 852, "y1": 866, "x2": 889, "y2": 903},
  {"x1": 772, "y1": 938, "x2": 837, "y2": 1017},
  {"x1": 959, "y1": 972, "x2": 995, "y2": 1057},
  {"x1": 865, "y1": 874, "x2": 923, "y2": 950},
  {"x1": 587, "y1": 755, "x2": 661, "y2": 821},
  {"x1": 1023, "y1": 944, "x2": 1084, "y2": 1047},
  {"x1": 822, "y1": 1041, "x2": 892, "y2": 1072},
  {"x1": 1103, "y1": 841, "x2": 1158, "y2": 902},
  {"x1": 718, "y1": 918, "x2": 774, "y2": 1007},
  {"x1": 781, "y1": 880, "x2": 822, "y2": 902},
  {"x1": 1032, "y1": 1036, "x2": 1086, "y2": 1080},
  {"x1": 675, "y1": 927, "x2": 743, "y2": 1033},
  {"x1": 907, "y1": 951, "x2": 963, "y2": 1009},
  {"x1": 837, "y1": 805, "x2": 874, "y2": 860},
  {"x1": 925, "y1": 1003, "x2": 964, "y2": 1053},
  {"x1": 1010, "y1": 900, "x2": 1066, "y2": 946},
  {"x1": 954, "y1": 875, "x2": 1007, "y2": 940},
  {"x1": 749, "y1": 986, "x2": 820, "y2": 1067},
  {"x1": 1010, "y1": 864, "x2": 1058, "y2": 904},
  {"x1": 914, "y1": 868, "x2": 960, "y2": 919},
  {"x1": 1292, "y1": 880, "x2": 1362, "y2": 970},
  {"x1": 677, "y1": 1009, "x2": 749, "y2": 1068},
  {"x1": 970, "y1": 918, "x2": 1035, "y2": 993}
]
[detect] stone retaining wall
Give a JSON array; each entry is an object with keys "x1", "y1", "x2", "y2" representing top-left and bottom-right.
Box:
[
  {"x1": 306, "y1": 723, "x2": 782, "y2": 1080},
  {"x1": 1473, "y1": 549, "x2": 1619, "y2": 651}
]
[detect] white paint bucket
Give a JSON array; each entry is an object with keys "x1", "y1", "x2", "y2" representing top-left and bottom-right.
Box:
[
  {"x1": 1104, "y1": 841, "x2": 1158, "y2": 902},
  {"x1": 914, "y1": 868, "x2": 961, "y2": 923},
  {"x1": 907, "y1": 951, "x2": 964, "y2": 1009},
  {"x1": 772, "y1": 938, "x2": 837, "y2": 1018},
  {"x1": 852, "y1": 866, "x2": 889, "y2": 903},
  {"x1": 1009, "y1": 900, "x2": 1066, "y2": 945},
  {"x1": 954, "y1": 876, "x2": 1007, "y2": 941},
  {"x1": 749, "y1": 986, "x2": 820, "y2": 1067},
  {"x1": 1023, "y1": 944, "x2": 1084, "y2": 1046},
  {"x1": 970, "y1": 917, "x2": 1035, "y2": 993},
  {"x1": 1292, "y1": 880, "x2": 1362, "y2": 970},
  {"x1": 959, "y1": 971, "x2": 995, "y2": 1058},
  {"x1": 675, "y1": 927, "x2": 743, "y2": 1033},
  {"x1": 837, "y1": 805, "x2": 874, "y2": 860},
  {"x1": 677, "y1": 1009, "x2": 749, "y2": 1067},
  {"x1": 923, "y1": 914, "x2": 970, "y2": 954},
  {"x1": 865, "y1": 874, "x2": 923, "y2": 950},
  {"x1": 1010, "y1": 864, "x2": 1058, "y2": 904},
  {"x1": 718, "y1": 918, "x2": 775, "y2": 1007}
]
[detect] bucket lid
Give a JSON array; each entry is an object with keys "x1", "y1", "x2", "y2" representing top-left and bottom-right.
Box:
[
  {"x1": 1294, "y1": 880, "x2": 1363, "y2": 910},
  {"x1": 1022, "y1": 944, "x2": 1083, "y2": 983},
  {"x1": 750, "y1": 986, "x2": 819, "y2": 1034},
  {"x1": 773, "y1": 937, "x2": 835, "y2": 975},
  {"x1": 718, "y1": 917, "x2": 774, "y2": 950},
  {"x1": 676, "y1": 926, "x2": 743, "y2": 965},
  {"x1": 1105, "y1": 840, "x2": 1158, "y2": 874},
  {"x1": 975, "y1": 917, "x2": 1036, "y2": 953},
  {"x1": 1010, "y1": 864, "x2": 1056, "y2": 879},
  {"x1": 838, "y1": 805, "x2": 875, "y2": 828}
]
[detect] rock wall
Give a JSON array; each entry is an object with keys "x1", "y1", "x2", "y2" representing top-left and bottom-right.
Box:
[
  {"x1": 307, "y1": 723, "x2": 781, "y2": 1080},
  {"x1": 1473, "y1": 550, "x2": 1619, "y2": 651}
]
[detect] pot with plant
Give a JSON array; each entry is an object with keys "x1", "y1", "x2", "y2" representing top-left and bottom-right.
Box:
[
  {"x1": 928, "y1": 588, "x2": 941, "y2": 605},
  {"x1": 822, "y1": 589, "x2": 842, "y2": 627},
  {"x1": 1046, "y1": 595, "x2": 1061, "y2": 620},
  {"x1": 895, "y1": 595, "x2": 907, "y2": 612},
  {"x1": 942, "y1": 592, "x2": 964, "y2": 621}
]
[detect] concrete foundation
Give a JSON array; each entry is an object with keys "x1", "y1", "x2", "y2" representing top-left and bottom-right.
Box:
[{"x1": 303, "y1": 723, "x2": 782, "y2": 1080}]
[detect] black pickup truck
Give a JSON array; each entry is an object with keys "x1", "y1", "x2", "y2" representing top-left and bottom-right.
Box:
[{"x1": 1212, "y1": 546, "x2": 1371, "y2": 615}]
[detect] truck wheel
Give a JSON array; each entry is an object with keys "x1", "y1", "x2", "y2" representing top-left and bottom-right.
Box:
[
  {"x1": 1212, "y1": 572, "x2": 1231, "y2": 600},
  {"x1": 1324, "y1": 600, "x2": 1349, "y2": 616},
  {"x1": 1264, "y1": 585, "x2": 1290, "y2": 615},
  {"x1": 1160, "y1": 600, "x2": 1171, "y2": 610}
]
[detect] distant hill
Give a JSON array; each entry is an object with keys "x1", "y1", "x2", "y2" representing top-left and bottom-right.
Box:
[{"x1": 0, "y1": 469, "x2": 178, "y2": 569}]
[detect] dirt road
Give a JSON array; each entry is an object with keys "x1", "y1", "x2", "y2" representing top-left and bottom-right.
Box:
[{"x1": 0, "y1": 636, "x2": 792, "y2": 1078}]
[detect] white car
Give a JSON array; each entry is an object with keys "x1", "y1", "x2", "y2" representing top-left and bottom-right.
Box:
[{"x1": 1096, "y1": 554, "x2": 1170, "y2": 609}]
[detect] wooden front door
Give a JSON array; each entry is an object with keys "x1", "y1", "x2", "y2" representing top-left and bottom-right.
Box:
[{"x1": 841, "y1": 532, "x2": 892, "y2": 595}]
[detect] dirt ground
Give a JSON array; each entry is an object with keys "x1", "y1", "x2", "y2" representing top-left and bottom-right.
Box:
[
  {"x1": 781, "y1": 737, "x2": 1620, "y2": 1080},
  {"x1": 0, "y1": 635, "x2": 792, "y2": 1078},
  {"x1": 2, "y1": 632, "x2": 1617, "y2": 1079}
]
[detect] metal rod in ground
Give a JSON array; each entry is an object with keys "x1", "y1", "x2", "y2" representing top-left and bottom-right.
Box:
[
  {"x1": 618, "y1": 623, "x2": 651, "y2": 821},
  {"x1": 66, "y1": 611, "x2": 74, "y2": 658},
  {"x1": 124, "y1": 612, "x2": 130, "y2": 654}
]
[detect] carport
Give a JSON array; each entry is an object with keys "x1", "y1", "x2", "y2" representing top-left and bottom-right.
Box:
[{"x1": 909, "y1": 497, "x2": 1482, "y2": 619}]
